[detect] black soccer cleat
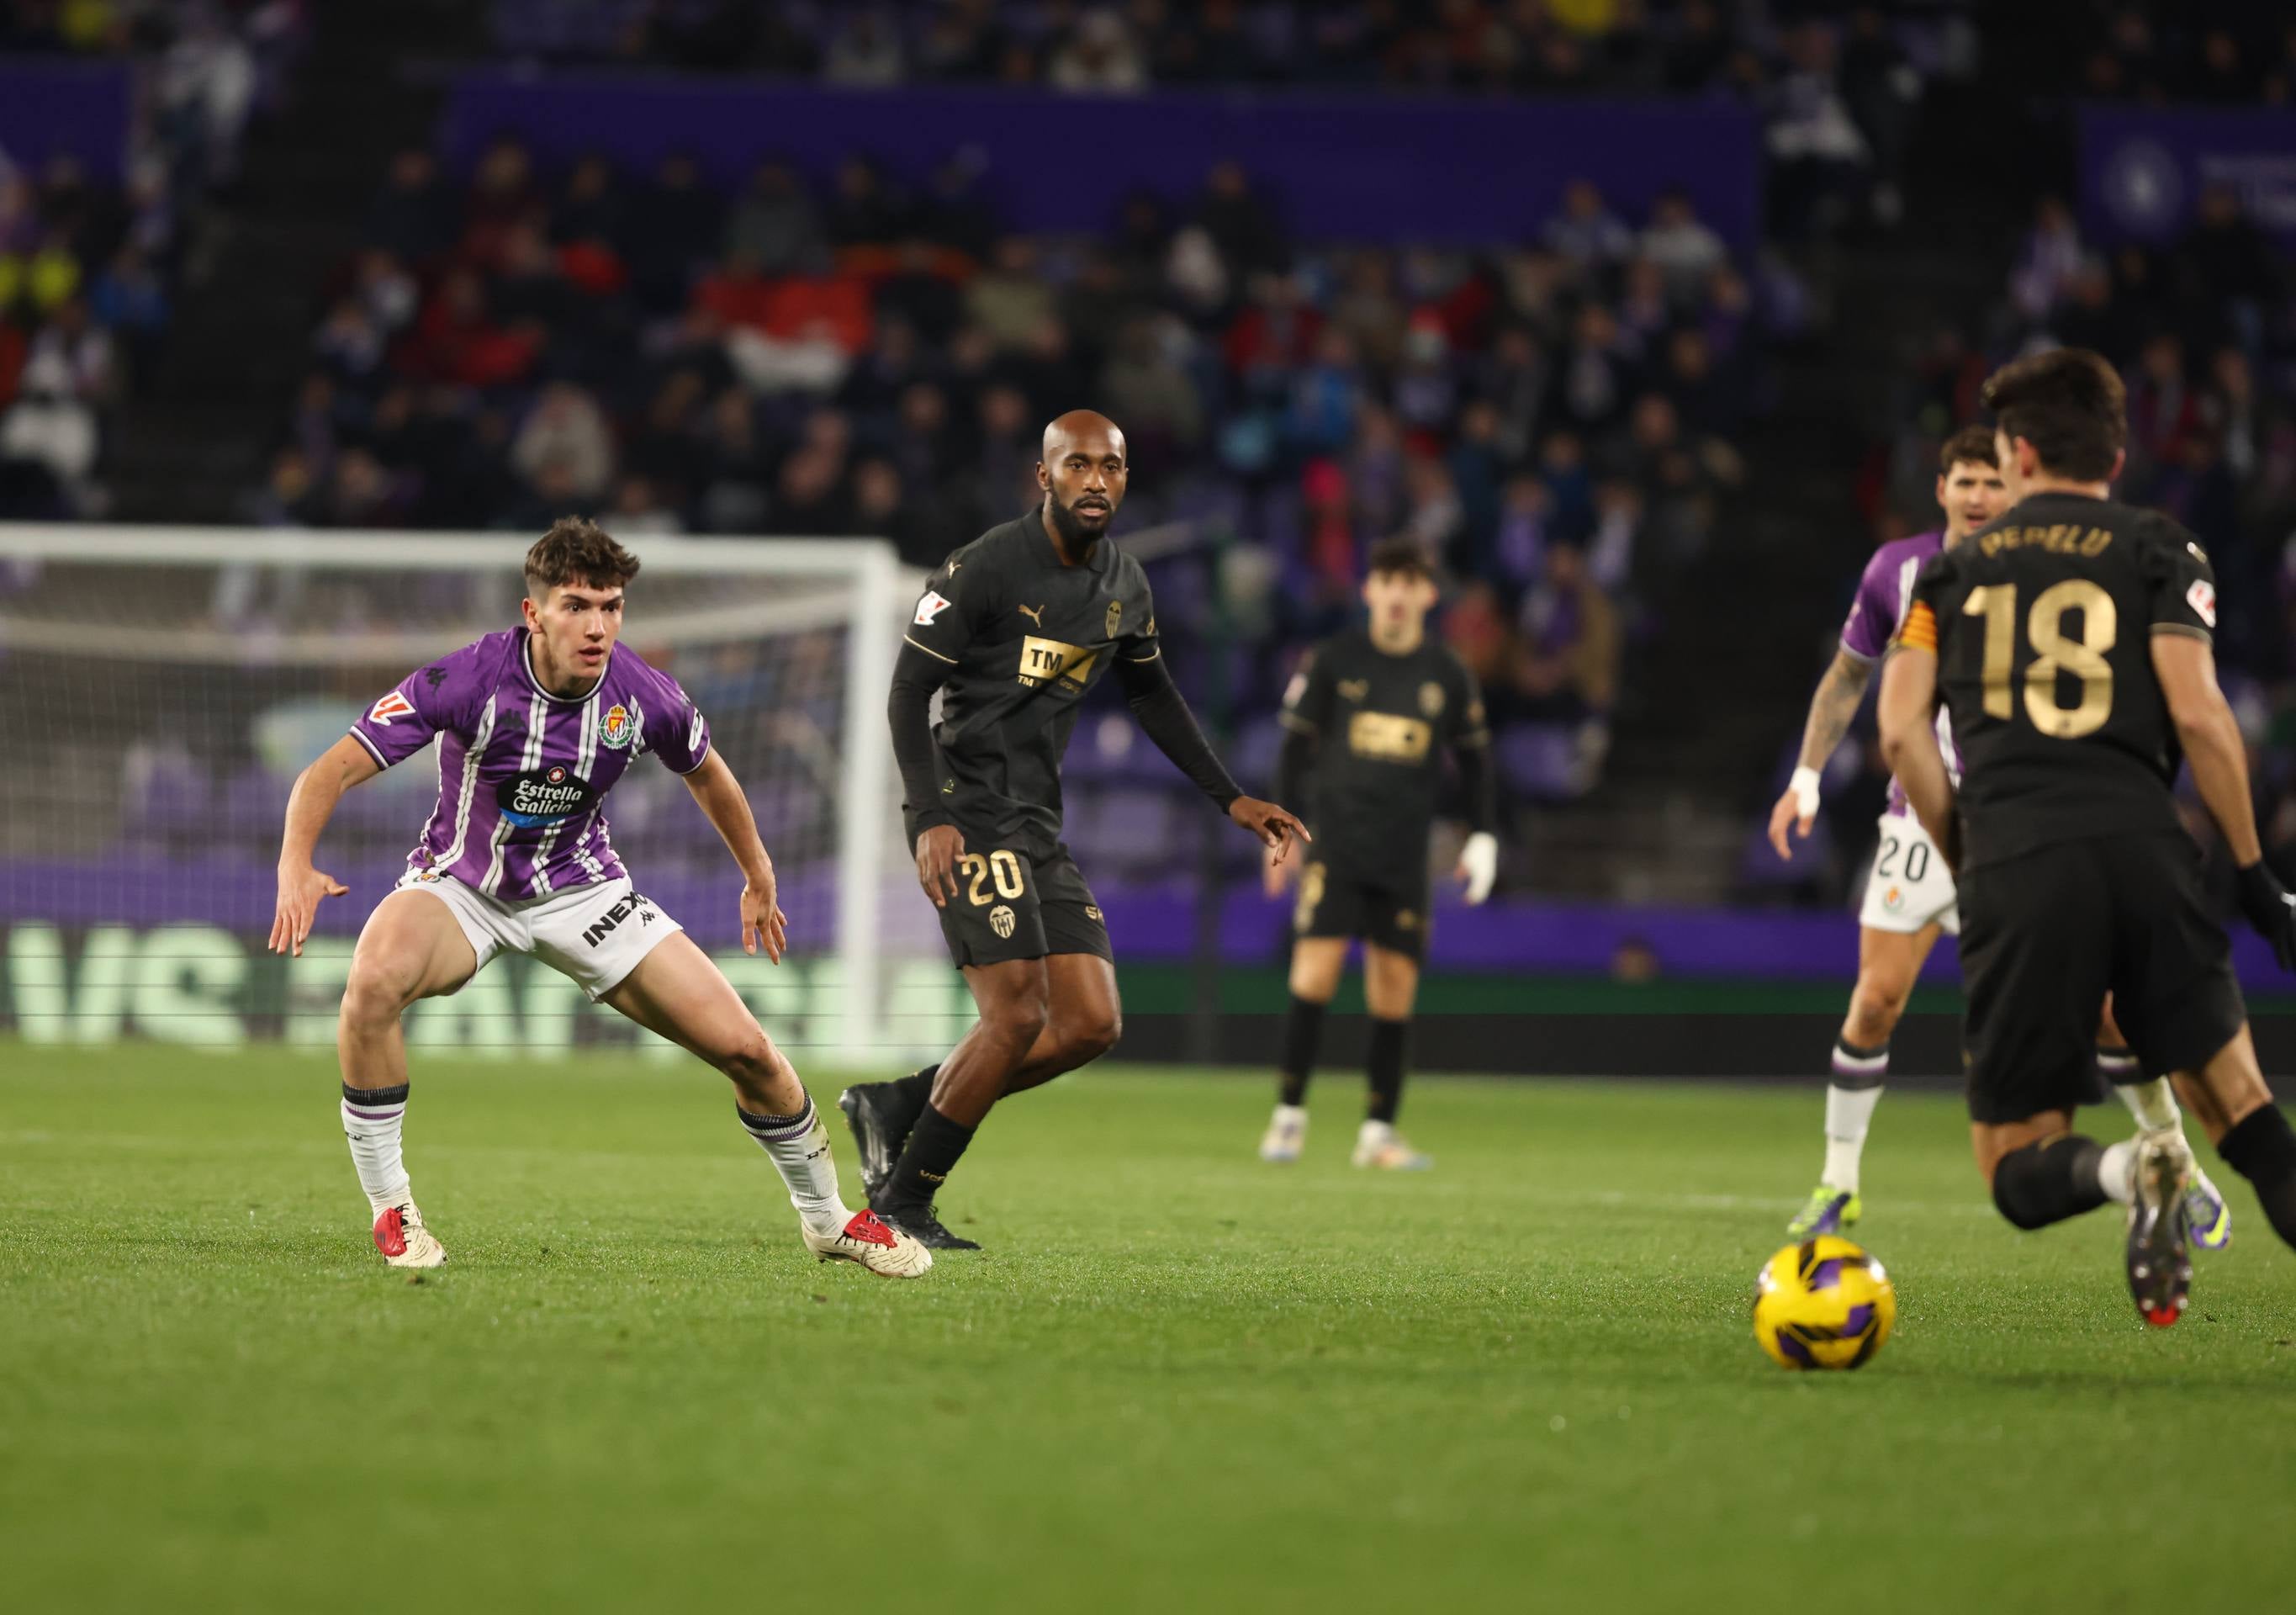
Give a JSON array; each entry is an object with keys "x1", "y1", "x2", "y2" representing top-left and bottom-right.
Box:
[
  {"x1": 838, "y1": 1083, "x2": 907, "y2": 1208},
  {"x1": 876, "y1": 1202, "x2": 982, "y2": 1252},
  {"x1": 2125, "y1": 1135, "x2": 2195, "y2": 1327}
]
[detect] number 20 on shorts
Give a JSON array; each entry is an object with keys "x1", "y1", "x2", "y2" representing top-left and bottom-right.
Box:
[{"x1": 959, "y1": 850, "x2": 1027, "y2": 906}]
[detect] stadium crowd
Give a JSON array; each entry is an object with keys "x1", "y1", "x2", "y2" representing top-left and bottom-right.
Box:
[
  {"x1": 484, "y1": 0, "x2": 1938, "y2": 240},
  {"x1": 251, "y1": 132, "x2": 1804, "y2": 799},
  {"x1": 1805, "y1": 178, "x2": 2296, "y2": 909},
  {"x1": 0, "y1": 0, "x2": 306, "y2": 516}
]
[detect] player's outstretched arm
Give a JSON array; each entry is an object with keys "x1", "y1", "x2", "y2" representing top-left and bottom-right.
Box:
[
  {"x1": 680, "y1": 749, "x2": 788, "y2": 963},
  {"x1": 1768, "y1": 649, "x2": 1875, "y2": 860},
  {"x1": 1117, "y1": 653, "x2": 1309, "y2": 859},
  {"x1": 1876, "y1": 645, "x2": 1957, "y2": 871},
  {"x1": 270, "y1": 734, "x2": 380, "y2": 957},
  {"x1": 2153, "y1": 633, "x2": 2296, "y2": 966},
  {"x1": 1265, "y1": 725, "x2": 1316, "y2": 895}
]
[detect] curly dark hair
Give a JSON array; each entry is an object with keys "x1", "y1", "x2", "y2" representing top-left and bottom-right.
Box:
[
  {"x1": 1365, "y1": 536, "x2": 1435, "y2": 581},
  {"x1": 1938, "y1": 423, "x2": 2000, "y2": 474},
  {"x1": 523, "y1": 516, "x2": 641, "y2": 599},
  {"x1": 1981, "y1": 348, "x2": 2126, "y2": 482}
]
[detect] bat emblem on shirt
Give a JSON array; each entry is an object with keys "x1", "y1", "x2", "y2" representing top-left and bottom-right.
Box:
[
  {"x1": 1336, "y1": 679, "x2": 1369, "y2": 703},
  {"x1": 1018, "y1": 602, "x2": 1046, "y2": 627}
]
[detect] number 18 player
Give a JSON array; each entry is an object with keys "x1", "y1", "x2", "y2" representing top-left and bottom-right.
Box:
[
  {"x1": 1769, "y1": 426, "x2": 2223, "y2": 1243},
  {"x1": 1881, "y1": 348, "x2": 2296, "y2": 1324}
]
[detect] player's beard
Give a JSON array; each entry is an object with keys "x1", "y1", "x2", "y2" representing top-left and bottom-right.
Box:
[{"x1": 1046, "y1": 494, "x2": 1112, "y2": 553}]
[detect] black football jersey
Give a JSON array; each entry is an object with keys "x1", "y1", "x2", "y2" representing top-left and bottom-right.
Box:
[
  {"x1": 1904, "y1": 491, "x2": 2215, "y2": 871},
  {"x1": 902, "y1": 514, "x2": 1159, "y2": 856},
  {"x1": 1279, "y1": 627, "x2": 1489, "y2": 874}
]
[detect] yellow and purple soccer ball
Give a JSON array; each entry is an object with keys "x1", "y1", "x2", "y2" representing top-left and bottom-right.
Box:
[{"x1": 1753, "y1": 1236, "x2": 1897, "y2": 1370}]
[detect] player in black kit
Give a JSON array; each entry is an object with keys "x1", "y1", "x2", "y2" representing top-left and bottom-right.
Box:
[
  {"x1": 841, "y1": 410, "x2": 1309, "y2": 1248},
  {"x1": 1257, "y1": 538, "x2": 1499, "y2": 1170},
  {"x1": 1879, "y1": 348, "x2": 2296, "y2": 1326}
]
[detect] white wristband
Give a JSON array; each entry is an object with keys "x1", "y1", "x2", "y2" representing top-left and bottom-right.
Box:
[
  {"x1": 1788, "y1": 766, "x2": 1822, "y2": 821},
  {"x1": 1460, "y1": 831, "x2": 1499, "y2": 906}
]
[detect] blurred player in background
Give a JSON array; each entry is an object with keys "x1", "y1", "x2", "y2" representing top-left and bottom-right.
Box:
[
  {"x1": 269, "y1": 519, "x2": 928, "y2": 1279},
  {"x1": 1769, "y1": 426, "x2": 2225, "y2": 1244},
  {"x1": 842, "y1": 411, "x2": 1307, "y2": 1249},
  {"x1": 1257, "y1": 537, "x2": 1499, "y2": 1170},
  {"x1": 1881, "y1": 348, "x2": 2296, "y2": 1325}
]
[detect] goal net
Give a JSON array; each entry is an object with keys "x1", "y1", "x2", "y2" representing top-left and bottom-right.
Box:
[{"x1": 0, "y1": 526, "x2": 970, "y2": 1067}]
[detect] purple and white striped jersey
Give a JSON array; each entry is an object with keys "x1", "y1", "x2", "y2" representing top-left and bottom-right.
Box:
[
  {"x1": 349, "y1": 628, "x2": 711, "y2": 901},
  {"x1": 1838, "y1": 530, "x2": 1960, "y2": 816}
]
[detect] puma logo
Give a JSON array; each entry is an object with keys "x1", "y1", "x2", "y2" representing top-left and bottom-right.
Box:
[{"x1": 1018, "y1": 602, "x2": 1045, "y2": 627}]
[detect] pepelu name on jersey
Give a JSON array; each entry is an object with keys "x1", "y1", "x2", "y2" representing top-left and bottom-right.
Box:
[
  {"x1": 1347, "y1": 712, "x2": 1433, "y2": 762},
  {"x1": 496, "y1": 767, "x2": 598, "y2": 828},
  {"x1": 1017, "y1": 634, "x2": 1099, "y2": 692},
  {"x1": 1976, "y1": 524, "x2": 2113, "y2": 560}
]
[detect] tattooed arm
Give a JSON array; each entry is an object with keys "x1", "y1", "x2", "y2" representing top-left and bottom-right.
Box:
[{"x1": 1766, "y1": 649, "x2": 1875, "y2": 860}]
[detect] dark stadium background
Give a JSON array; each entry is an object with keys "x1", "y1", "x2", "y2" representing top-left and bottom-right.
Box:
[{"x1": 3, "y1": 0, "x2": 2296, "y2": 1073}]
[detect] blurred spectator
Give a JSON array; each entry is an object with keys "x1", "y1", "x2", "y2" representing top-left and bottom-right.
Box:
[
  {"x1": 823, "y1": 11, "x2": 907, "y2": 87},
  {"x1": 511, "y1": 382, "x2": 615, "y2": 502},
  {"x1": 1543, "y1": 180, "x2": 1633, "y2": 274},
  {"x1": 1048, "y1": 11, "x2": 1147, "y2": 93},
  {"x1": 1515, "y1": 541, "x2": 1621, "y2": 718}
]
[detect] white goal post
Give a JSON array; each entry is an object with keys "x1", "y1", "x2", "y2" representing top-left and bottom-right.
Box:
[{"x1": 0, "y1": 524, "x2": 955, "y2": 1067}]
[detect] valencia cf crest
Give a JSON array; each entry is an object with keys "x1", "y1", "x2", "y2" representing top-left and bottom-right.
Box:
[
  {"x1": 600, "y1": 702, "x2": 639, "y2": 749},
  {"x1": 1419, "y1": 681, "x2": 1446, "y2": 717},
  {"x1": 990, "y1": 904, "x2": 1017, "y2": 940},
  {"x1": 1337, "y1": 679, "x2": 1369, "y2": 703},
  {"x1": 1105, "y1": 600, "x2": 1123, "y2": 639}
]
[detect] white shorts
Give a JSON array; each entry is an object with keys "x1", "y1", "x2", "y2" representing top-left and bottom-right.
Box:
[
  {"x1": 395, "y1": 870, "x2": 681, "y2": 999},
  {"x1": 1857, "y1": 813, "x2": 1959, "y2": 936}
]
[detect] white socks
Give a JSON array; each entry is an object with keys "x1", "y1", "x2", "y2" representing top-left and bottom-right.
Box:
[
  {"x1": 738, "y1": 1094, "x2": 849, "y2": 1236},
  {"x1": 341, "y1": 1082, "x2": 412, "y2": 1213},
  {"x1": 2095, "y1": 1138, "x2": 2138, "y2": 1206},
  {"x1": 1822, "y1": 1083, "x2": 1885, "y2": 1194},
  {"x1": 2114, "y1": 1075, "x2": 2182, "y2": 1135}
]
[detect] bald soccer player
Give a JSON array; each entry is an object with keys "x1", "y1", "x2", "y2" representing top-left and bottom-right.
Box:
[{"x1": 840, "y1": 411, "x2": 1309, "y2": 1248}]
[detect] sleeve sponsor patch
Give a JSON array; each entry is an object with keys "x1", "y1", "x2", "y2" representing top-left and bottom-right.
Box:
[
  {"x1": 368, "y1": 690, "x2": 417, "y2": 726},
  {"x1": 1282, "y1": 671, "x2": 1308, "y2": 709},
  {"x1": 2187, "y1": 578, "x2": 2217, "y2": 627},
  {"x1": 913, "y1": 590, "x2": 954, "y2": 627}
]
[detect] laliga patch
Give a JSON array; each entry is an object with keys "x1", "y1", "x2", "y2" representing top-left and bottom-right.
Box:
[
  {"x1": 2187, "y1": 578, "x2": 2217, "y2": 627},
  {"x1": 914, "y1": 590, "x2": 953, "y2": 627},
  {"x1": 367, "y1": 690, "x2": 417, "y2": 726}
]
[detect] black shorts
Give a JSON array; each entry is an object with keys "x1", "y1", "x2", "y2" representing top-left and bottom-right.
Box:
[
  {"x1": 1960, "y1": 832, "x2": 2246, "y2": 1125},
  {"x1": 928, "y1": 840, "x2": 1113, "y2": 969},
  {"x1": 1293, "y1": 859, "x2": 1431, "y2": 963}
]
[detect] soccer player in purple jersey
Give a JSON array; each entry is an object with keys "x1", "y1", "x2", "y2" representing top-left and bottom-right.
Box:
[
  {"x1": 1766, "y1": 427, "x2": 2226, "y2": 1242},
  {"x1": 267, "y1": 519, "x2": 929, "y2": 1278}
]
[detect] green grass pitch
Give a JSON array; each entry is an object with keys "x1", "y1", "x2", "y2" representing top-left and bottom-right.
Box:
[{"x1": 5, "y1": 1045, "x2": 2295, "y2": 1612}]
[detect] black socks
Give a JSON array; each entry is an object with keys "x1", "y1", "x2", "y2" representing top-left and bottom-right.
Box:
[
  {"x1": 2219, "y1": 1103, "x2": 2296, "y2": 1252},
  {"x1": 1992, "y1": 1135, "x2": 2109, "y2": 1231},
  {"x1": 1278, "y1": 996, "x2": 1325, "y2": 1107},
  {"x1": 884, "y1": 1065, "x2": 939, "y2": 1133},
  {"x1": 1367, "y1": 1018, "x2": 1408, "y2": 1125},
  {"x1": 882, "y1": 1103, "x2": 976, "y2": 1212}
]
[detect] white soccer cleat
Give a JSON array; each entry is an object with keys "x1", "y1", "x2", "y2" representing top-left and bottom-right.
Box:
[
  {"x1": 1352, "y1": 1123, "x2": 1431, "y2": 1171},
  {"x1": 803, "y1": 1209, "x2": 934, "y2": 1279},
  {"x1": 373, "y1": 1201, "x2": 447, "y2": 1268},
  {"x1": 1259, "y1": 1104, "x2": 1306, "y2": 1162}
]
